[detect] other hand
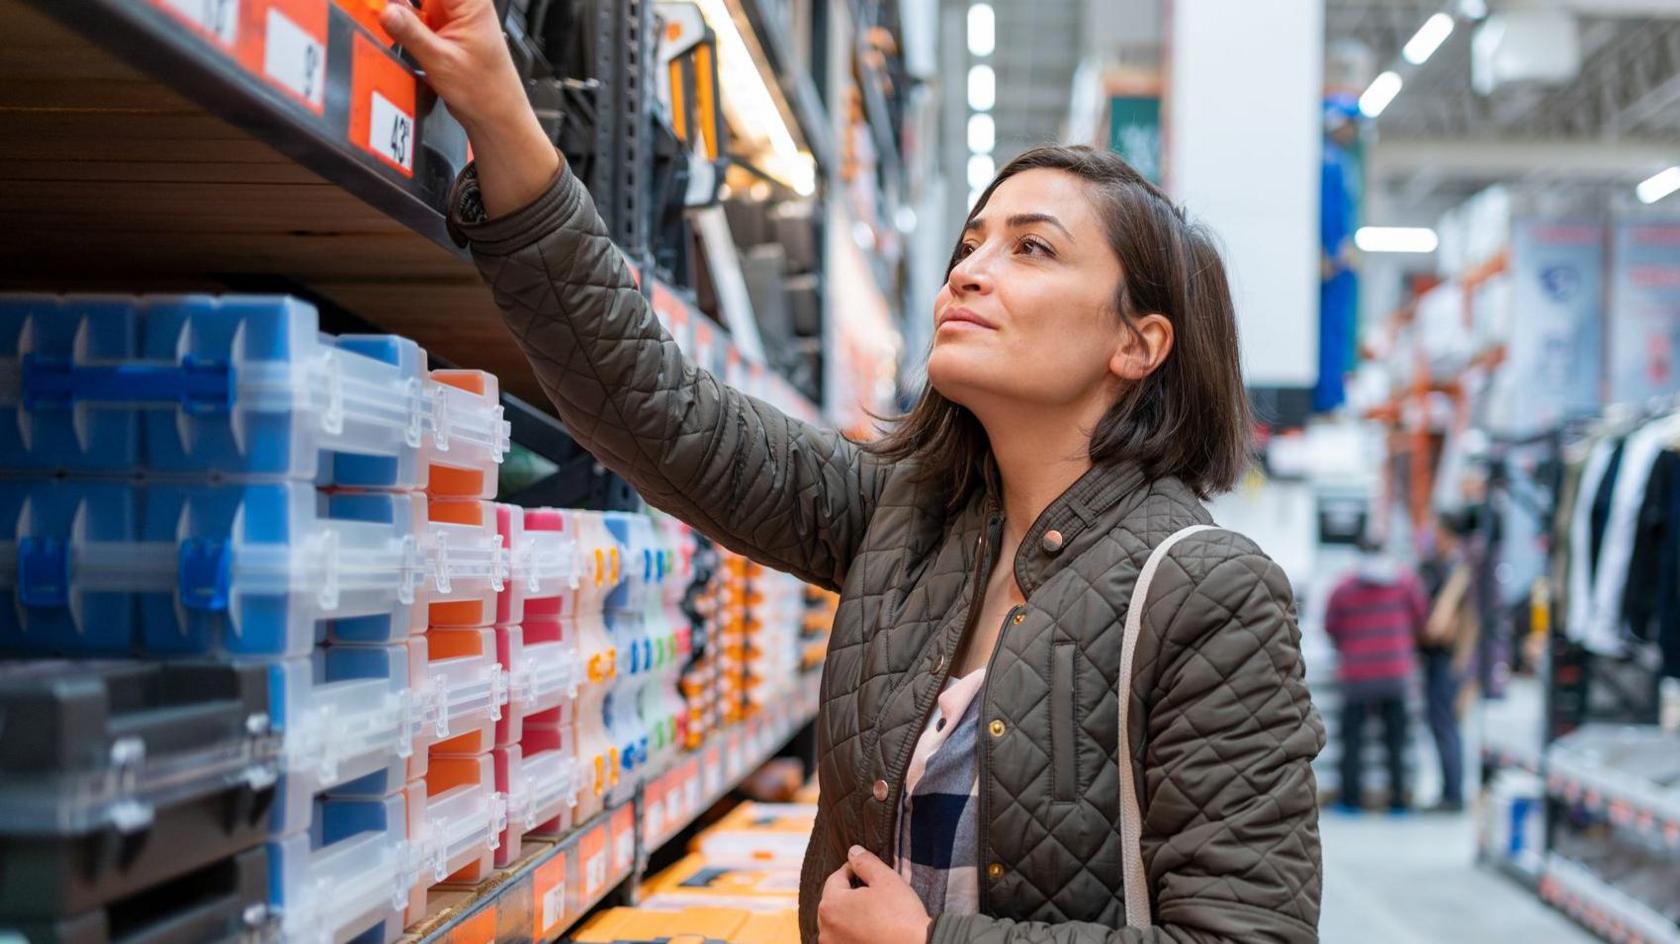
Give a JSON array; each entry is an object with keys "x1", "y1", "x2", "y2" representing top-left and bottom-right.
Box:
[{"x1": 816, "y1": 846, "x2": 932, "y2": 944}]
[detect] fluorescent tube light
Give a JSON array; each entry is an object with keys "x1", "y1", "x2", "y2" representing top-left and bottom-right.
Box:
[
  {"x1": 1403, "y1": 13, "x2": 1455, "y2": 65},
  {"x1": 1638, "y1": 166, "x2": 1680, "y2": 205},
  {"x1": 968, "y1": 64, "x2": 996, "y2": 112},
  {"x1": 1355, "y1": 226, "x2": 1439, "y2": 253},
  {"x1": 968, "y1": 4, "x2": 995, "y2": 57},
  {"x1": 1359, "y1": 70, "x2": 1404, "y2": 118}
]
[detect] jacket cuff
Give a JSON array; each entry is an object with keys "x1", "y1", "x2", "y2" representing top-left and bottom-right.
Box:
[{"x1": 445, "y1": 150, "x2": 579, "y2": 256}]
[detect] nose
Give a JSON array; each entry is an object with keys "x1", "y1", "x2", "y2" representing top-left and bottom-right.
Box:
[{"x1": 947, "y1": 247, "x2": 993, "y2": 297}]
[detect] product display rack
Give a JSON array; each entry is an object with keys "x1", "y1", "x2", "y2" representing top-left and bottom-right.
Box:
[
  {"x1": 0, "y1": 0, "x2": 866, "y2": 940},
  {"x1": 403, "y1": 681, "x2": 818, "y2": 944}
]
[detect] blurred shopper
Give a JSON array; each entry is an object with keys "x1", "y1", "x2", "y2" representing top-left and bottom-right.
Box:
[
  {"x1": 1325, "y1": 535, "x2": 1427, "y2": 813},
  {"x1": 1418, "y1": 514, "x2": 1479, "y2": 813},
  {"x1": 387, "y1": 3, "x2": 1326, "y2": 941}
]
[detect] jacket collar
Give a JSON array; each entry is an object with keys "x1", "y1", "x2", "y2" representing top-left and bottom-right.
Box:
[{"x1": 978, "y1": 460, "x2": 1151, "y2": 596}]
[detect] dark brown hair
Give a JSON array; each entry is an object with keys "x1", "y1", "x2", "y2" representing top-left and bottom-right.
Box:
[{"x1": 866, "y1": 144, "x2": 1252, "y2": 503}]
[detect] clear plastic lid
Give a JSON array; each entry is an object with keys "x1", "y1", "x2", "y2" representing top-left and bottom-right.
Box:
[
  {"x1": 423, "y1": 510, "x2": 508, "y2": 613},
  {"x1": 0, "y1": 481, "x2": 427, "y2": 658},
  {"x1": 510, "y1": 526, "x2": 581, "y2": 602},
  {"x1": 510, "y1": 635, "x2": 581, "y2": 714},
  {"x1": 419, "y1": 372, "x2": 512, "y2": 496},
  {"x1": 270, "y1": 657, "x2": 416, "y2": 832},
  {"x1": 419, "y1": 784, "x2": 508, "y2": 883},
  {"x1": 0, "y1": 296, "x2": 511, "y2": 487},
  {"x1": 417, "y1": 643, "x2": 509, "y2": 743},
  {"x1": 510, "y1": 747, "x2": 579, "y2": 832},
  {"x1": 270, "y1": 825, "x2": 419, "y2": 944}
]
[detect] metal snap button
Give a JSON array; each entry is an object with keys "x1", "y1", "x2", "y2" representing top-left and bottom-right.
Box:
[
  {"x1": 1041, "y1": 529, "x2": 1064, "y2": 553},
  {"x1": 987, "y1": 862, "x2": 1004, "y2": 879},
  {"x1": 989, "y1": 720, "x2": 1006, "y2": 737},
  {"x1": 873, "y1": 779, "x2": 889, "y2": 802}
]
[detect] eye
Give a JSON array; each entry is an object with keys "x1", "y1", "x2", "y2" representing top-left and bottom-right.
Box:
[
  {"x1": 956, "y1": 241, "x2": 978, "y2": 258},
  {"x1": 1018, "y1": 236, "x2": 1054, "y2": 257}
]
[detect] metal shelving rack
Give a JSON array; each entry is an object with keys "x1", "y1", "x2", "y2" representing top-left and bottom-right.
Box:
[{"x1": 0, "y1": 0, "x2": 851, "y2": 940}]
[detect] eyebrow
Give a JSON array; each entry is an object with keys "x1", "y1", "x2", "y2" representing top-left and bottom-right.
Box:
[{"x1": 964, "y1": 212, "x2": 1075, "y2": 242}]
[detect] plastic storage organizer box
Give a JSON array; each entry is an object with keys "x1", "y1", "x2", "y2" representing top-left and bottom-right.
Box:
[
  {"x1": 0, "y1": 660, "x2": 279, "y2": 921},
  {"x1": 0, "y1": 481, "x2": 510, "y2": 657},
  {"x1": 0, "y1": 293, "x2": 509, "y2": 492}
]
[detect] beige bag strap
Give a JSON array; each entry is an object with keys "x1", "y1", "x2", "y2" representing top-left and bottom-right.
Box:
[{"x1": 1116, "y1": 524, "x2": 1219, "y2": 929}]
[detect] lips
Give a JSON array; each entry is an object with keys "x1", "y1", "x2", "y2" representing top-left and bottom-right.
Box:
[{"x1": 937, "y1": 307, "x2": 996, "y2": 330}]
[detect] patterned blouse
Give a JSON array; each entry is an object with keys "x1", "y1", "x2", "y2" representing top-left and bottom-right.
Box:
[{"x1": 895, "y1": 668, "x2": 986, "y2": 917}]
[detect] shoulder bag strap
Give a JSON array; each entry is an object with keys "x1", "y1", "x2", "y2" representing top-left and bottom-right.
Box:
[{"x1": 1116, "y1": 524, "x2": 1220, "y2": 929}]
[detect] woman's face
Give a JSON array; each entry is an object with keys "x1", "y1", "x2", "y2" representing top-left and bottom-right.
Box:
[{"x1": 927, "y1": 168, "x2": 1129, "y2": 414}]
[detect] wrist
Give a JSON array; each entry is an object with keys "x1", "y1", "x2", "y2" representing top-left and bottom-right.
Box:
[{"x1": 454, "y1": 70, "x2": 539, "y2": 143}]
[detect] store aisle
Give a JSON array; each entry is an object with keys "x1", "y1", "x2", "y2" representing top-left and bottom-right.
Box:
[{"x1": 1319, "y1": 810, "x2": 1593, "y2": 944}]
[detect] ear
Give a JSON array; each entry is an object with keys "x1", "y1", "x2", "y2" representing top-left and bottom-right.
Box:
[{"x1": 1109, "y1": 313, "x2": 1174, "y2": 382}]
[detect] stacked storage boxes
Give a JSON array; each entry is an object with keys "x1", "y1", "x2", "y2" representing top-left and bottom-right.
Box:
[{"x1": 0, "y1": 293, "x2": 514, "y2": 941}]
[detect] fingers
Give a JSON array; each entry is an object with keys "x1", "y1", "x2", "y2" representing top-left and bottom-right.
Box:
[
  {"x1": 380, "y1": 2, "x2": 449, "y2": 65},
  {"x1": 822, "y1": 862, "x2": 855, "y2": 899},
  {"x1": 846, "y1": 845, "x2": 895, "y2": 886}
]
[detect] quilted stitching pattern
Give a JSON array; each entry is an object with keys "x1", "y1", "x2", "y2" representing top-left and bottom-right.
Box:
[{"x1": 452, "y1": 165, "x2": 1326, "y2": 944}]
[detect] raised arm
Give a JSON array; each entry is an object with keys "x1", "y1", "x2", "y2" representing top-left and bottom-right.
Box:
[{"x1": 383, "y1": 0, "x2": 887, "y2": 589}]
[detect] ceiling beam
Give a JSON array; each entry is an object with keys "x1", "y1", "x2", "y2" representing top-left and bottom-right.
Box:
[
  {"x1": 1496, "y1": 0, "x2": 1680, "y2": 14},
  {"x1": 1368, "y1": 137, "x2": 1680, "y2": 181}
]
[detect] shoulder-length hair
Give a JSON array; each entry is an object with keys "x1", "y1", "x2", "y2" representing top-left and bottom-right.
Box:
[{"x1": 866, "y1": 144, "x2": 1252, "y2": 504}]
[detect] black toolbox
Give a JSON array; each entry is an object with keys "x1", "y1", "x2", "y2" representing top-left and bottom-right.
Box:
[{"x1": 0, "y1": 661, "x2": 279, "y2": 919}]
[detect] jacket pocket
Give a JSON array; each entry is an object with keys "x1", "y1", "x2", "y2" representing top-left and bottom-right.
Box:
[{"x1": 1051, "y1": 640, "x2": 1078, "y2": 801}]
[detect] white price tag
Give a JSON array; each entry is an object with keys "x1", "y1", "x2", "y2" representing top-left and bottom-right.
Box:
[
  {"x1": 585, "y1": 852, "x2": 607, "y2": 896},
  {"x1": 368, "y1": 91, "x2": 415, "y2": 171},
  {"x1": 665, "y1": 786, "x2": 683, "y2": 826},
  {"x1": 264, "y1": 9, "x2": 325, "y2": 107},
  {"x1": 647, "y1": 799, "x2": 665, "y2": 841},
  {"x1": 686, "y1": 773, "x2": 703, "y2": 812},
  {"x1": 614, "y1": 830, "x2": 635, "y2": 871},
  {"x1": 160, "y1": 0, "x2": 240, "y2": 45},
  {"x1": 541, "y1": 882, "x2": 565, "y2": 929},
  {"x1": 703, "y1": 759, "x2": 723, "y2": 797}
]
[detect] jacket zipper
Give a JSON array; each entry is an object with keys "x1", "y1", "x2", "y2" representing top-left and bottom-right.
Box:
[
  {"x1": 975, "y1": 603, "x2": 1020, "y2": 914},
  {"x1": 883, "y1": 514, "x2": 1000, "y2": 862}
]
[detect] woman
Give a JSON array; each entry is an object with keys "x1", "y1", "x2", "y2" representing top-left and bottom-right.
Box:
[{"x1": 383, "y1": 2, "x2": 1325, "y2": 941}]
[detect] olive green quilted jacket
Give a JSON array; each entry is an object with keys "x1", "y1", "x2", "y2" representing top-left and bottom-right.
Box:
[{"x1": 449, "y1": 158, "x2": 1326, "y2": 944}]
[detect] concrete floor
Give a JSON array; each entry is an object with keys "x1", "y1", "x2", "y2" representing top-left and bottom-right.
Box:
[{"x1": 1320, "y1": 809, "x2": 1596, "y2": 944}]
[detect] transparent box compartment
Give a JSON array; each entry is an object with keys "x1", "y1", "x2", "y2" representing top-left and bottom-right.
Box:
[
  {"x1": 0, "y1": 294, "x2": 508, "y2": 489},
  {"x1": 425, "y1": 501, "x2": 507, "y2": 629},
  {"x1": 420, "y1": 755, "x2": 505, "y2": 886},
  {"x1": 268, "y1": 646, "x2": 417, "y2": 834},
  {"x1": 0, "y1": 481, "x2": 431, "y2": 658},
  {"x1": 497, "y1": 621, "x2": 581, "y2": 747},
  {"x1": 496, "y1": 503, "x2": 580, "y2": 627},
  {"x1": 418, "y1": 628, "x2": 508, "y2": 757},
  {"x1": 271, "y1": 787, "x2": 421, "y2": 944}
]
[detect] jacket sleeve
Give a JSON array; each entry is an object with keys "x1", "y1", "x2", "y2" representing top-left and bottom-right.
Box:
[
  {"x1": 448, "y1": 157, "x2": 885, "y2": 591},
  {"x1": 928, "y1": 552, "x2": 1325, "y2": 944}
]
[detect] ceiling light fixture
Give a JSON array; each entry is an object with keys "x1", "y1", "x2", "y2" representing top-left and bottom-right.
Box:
[
  {"x1": 968, "y1": 64, "x2": 996, "y2": 112},
  {"x1": 1403, "y1": 12, "x2": 1455, "y2": 65},
  {"x1": 968, "y1": 113, "x2": 995, "y2": 154},
  {"x1": 694, "y1": 0, "x2": 816, "y2": 195},
  {"x1": 1359, "y1": 70, "x2": 1404, "y2": 118},
  {"x1": 967, "y1": 3, "x2": 995, "y2": 57},
  {"x1": 1355, "y1": 226, "x2": 1439, "y2": 254},
  {"x1": 1638, "y1": 166, "x2": 1680, "y2": 205}
]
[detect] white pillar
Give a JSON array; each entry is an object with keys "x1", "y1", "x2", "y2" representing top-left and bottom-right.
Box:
[{"x1": 1167, "y1": 0, "x2": 1324, "y2": 391}]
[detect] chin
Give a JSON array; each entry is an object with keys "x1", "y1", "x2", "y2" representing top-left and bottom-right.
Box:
[{"x1": 925, "y1": 347, "x2": 991, "y2": 407}]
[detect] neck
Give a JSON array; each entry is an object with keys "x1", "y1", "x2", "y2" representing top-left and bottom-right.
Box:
[{"x1": 982, "y1": 406, "x2": 1099, "y2": 544}]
